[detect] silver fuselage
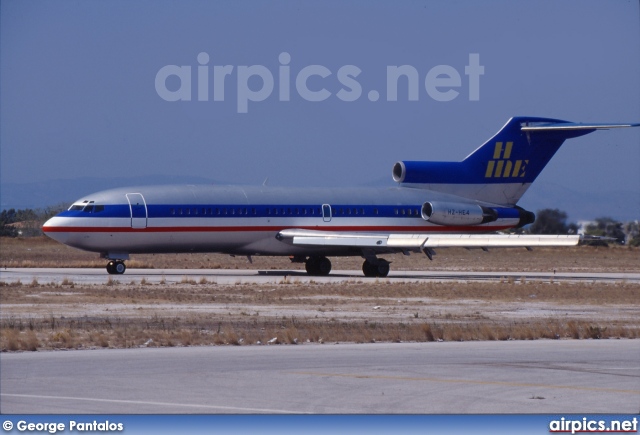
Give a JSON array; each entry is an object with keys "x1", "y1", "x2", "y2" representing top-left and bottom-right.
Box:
[{"x1": 43, "y1": 184, "x2": 520, "y2": 258}]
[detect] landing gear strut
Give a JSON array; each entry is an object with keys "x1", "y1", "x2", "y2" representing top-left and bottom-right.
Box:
[
  {"x1": 106, "y1": 260, "x2": 126, "y2": 275},
  {"x1": 362, "y1": 258, "x2": 390, "y2": 278},
  {"x1": 305, "y1": 256, "x2": 332, "y2": 276}
]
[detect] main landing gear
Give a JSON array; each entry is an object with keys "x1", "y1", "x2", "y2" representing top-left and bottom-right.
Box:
[
  {"x1": 362, "y1": 258, "x2": 390, "y2": 278},
  {"x1": 299, "y1": 255, "x2": 390, "y2": 277},
  {"x1": 106, "y1": 260, "x2": 126, "y2": 275},
  {"x1": 305, "y1": 256, "x2": 332, "y2": 276}
]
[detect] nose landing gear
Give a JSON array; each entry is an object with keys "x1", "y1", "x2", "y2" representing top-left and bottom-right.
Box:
[{"x1": 106, "y1": 260, "x2": 126, "y2": 275}]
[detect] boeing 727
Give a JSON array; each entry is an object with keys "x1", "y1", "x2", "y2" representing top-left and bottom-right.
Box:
[{"x1": 42, "y1": 117, "x2": 639, "y2": 276}]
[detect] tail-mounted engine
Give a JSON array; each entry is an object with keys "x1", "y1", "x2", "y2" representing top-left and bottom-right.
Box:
[{"x1": 421, "y1": 201, "x2": 497, "y2": 226}]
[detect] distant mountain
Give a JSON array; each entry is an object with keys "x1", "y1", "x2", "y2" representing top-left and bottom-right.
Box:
[{"x1": 1, "y1": 177, "x2": 637, "y2": 222}]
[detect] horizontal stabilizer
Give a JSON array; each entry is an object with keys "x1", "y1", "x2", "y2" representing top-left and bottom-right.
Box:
[{"x1": 521, "y1": 122, "x2": 640, "y2": 132}]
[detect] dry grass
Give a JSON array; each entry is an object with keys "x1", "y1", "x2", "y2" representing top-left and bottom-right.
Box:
[
  {"x1": 1, "y1": 278, "x2": 638, "y2": 351},
  {"x1": 2, "y1": 237, "x2": 638, "y2": 351},
  {"x1": 2, "y1": 279, "x2": 639, "y2": 305},
  {"x1": 1, "y1": 315, "x2": 636, "y2": 351}
]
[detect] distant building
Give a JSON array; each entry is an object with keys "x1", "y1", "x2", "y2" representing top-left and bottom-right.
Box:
[{"x1": 576, "y1": 220, "x2": 595, "y2": 236}]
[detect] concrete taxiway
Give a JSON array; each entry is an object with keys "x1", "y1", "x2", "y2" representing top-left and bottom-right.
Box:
[
  {"x1": 1, "y1": 340, "x2": 638, "y2": 413},
  {"x1": 2, "y1": 267, "x2": 639, "y2": 285}
]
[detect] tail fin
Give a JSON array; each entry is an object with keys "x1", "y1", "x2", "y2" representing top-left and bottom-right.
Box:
[{"x1": 392, "y1": 117, "x2": 639, "y2": 206}]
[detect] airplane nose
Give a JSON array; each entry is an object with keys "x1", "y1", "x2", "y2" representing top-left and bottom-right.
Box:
[{"x1": 42, "y1": 216, "x2": 69, "y2": 244}]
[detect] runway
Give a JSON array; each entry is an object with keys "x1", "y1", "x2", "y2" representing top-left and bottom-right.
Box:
[
  {"x1": 2, "y1": 267, "x2": 639, "y2": 285},
  {"x1": 1, "y1": 340, "x2": 638, "y2": 413}
]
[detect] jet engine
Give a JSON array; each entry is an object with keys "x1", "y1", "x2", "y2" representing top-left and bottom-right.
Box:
[{"x1": 421, "y1": 201, "x2": 498, "y2": 226}]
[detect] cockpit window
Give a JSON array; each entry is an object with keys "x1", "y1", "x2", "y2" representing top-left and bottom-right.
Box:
[
  {"x1": 94, "y1": 205, "x2": 104, "y2": 212},
  {"x1": 70, "y1": 200, "x2": 97, "y2": 212}
]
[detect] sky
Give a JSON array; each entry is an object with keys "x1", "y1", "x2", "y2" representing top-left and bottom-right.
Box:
[{"x1": 1, "y1": 1, "x2": 639, "y2": 217}]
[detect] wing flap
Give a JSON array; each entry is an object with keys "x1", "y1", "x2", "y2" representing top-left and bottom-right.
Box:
[
  {"x1": 292, "y1": 236, "x2": 387, "y2": 247},
  {"x1": 277, "y1": 229, "x2": 579, "y2": 249},
  {"x1": 422, "y1": 234, "x2": 579, "y2": 247},
  {"x1": 278, "y1": 229, "x2": 389, "y2": 247}
]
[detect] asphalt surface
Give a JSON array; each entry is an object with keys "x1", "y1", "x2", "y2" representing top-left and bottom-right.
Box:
[
  {"x1": 2, "y1": 267, "x2": 639, "y2": 285},
  {"x1": 2, "y1": 340, "x2": 639, "y2": 414}
]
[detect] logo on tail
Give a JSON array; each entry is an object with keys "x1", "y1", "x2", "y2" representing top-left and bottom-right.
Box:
[{"x1": 484, "y1": 141, "x2": 528, "y2": 179}]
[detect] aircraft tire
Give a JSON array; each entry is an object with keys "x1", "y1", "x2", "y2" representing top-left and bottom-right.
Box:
[
  {"x1": 362, "y1": 260, "x2": 377, "y2": 277},
  {"x1": 305, "y1": 257, "x2": 331, "y2": 276},
  {"x1": 114, "y1": 261, "x2": 126, "y2": 274},
  {"x1": 317, "y1": 257, "x2": 331, "y2": 276},
  {"x1": 106, "y1": 261, "x2": 115, "y2": 274},
  {"x1": 362, "y1": 259, "x2": 390, "y2": 278},
  {"x1": 305, "y1": 258, "x2": 318, "y2": 275},
  {"x1": 376, "y1": 260, "x2": 390, "y2": 277}
]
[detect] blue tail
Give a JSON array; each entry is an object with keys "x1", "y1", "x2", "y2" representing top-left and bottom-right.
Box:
[{"x1": 392, "y1": 117, "x2": 637, "y2": 206}]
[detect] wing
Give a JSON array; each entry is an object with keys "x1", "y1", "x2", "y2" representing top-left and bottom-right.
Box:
[{"x1": 276, "y1": 229, "x2": 579, "y2": 250}]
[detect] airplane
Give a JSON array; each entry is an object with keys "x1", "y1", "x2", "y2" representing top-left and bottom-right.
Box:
[{"x1": 42, "y1": 116, "x2": 639, "y2": 277}]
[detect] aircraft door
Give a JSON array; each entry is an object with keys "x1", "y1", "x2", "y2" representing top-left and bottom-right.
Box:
[
  {"x1": 126, "y1": 193, "x2": 148, "y2": 229},
  {"x1": 322, "y1": 204, "x2": 332, "y2": 222}
]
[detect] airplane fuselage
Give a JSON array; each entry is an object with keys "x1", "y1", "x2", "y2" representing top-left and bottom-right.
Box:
[{"x1": 43, "y1": 184, "x2": 522, "y2": 258}]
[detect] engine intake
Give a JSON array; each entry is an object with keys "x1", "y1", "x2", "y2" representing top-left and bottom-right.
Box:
[{"x1": 392, "y1": 162, "x2": 406, "y2": 182}]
